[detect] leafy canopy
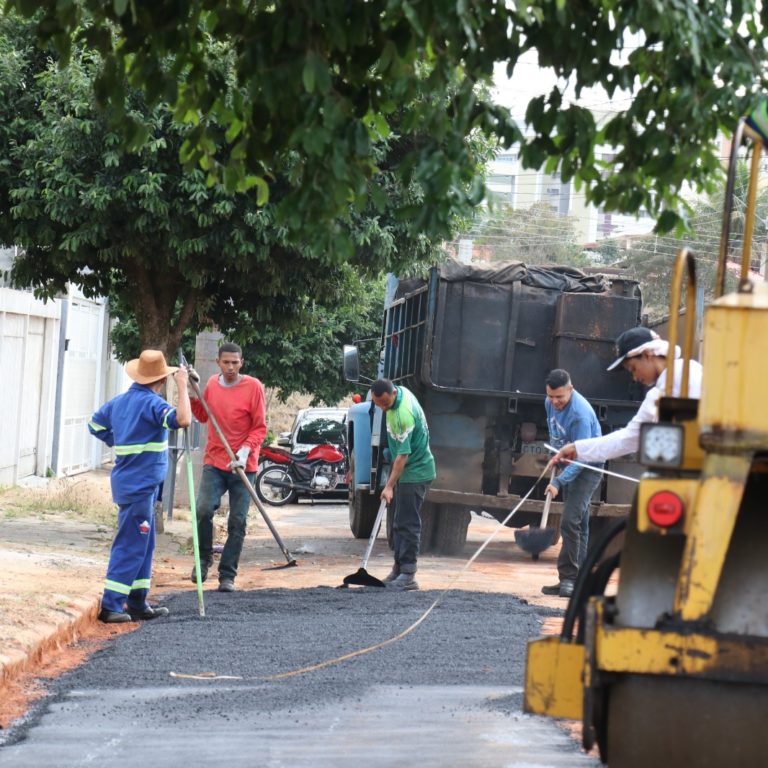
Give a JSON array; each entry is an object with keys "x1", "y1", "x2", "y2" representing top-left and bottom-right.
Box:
[
  {"x1": 0, "y1": 12, "x2": 462, "y2": 395},
  {"x1": 11, "y1": 1, "x2": 768, "y2": 234}
]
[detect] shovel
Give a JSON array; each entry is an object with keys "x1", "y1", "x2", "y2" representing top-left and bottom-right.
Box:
[
  {"x1": 341, "y1": 500, "x2": 387, "y2": 588},
  {"x1": 515, "y1": 468, "x2": 557, "y2": 560}
]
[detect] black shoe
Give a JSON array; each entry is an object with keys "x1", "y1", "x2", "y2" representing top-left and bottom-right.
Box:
[
  {"x1": 542, "y1": 581, "x2": 574, "y2": 598},
  {"x1": 218, "y1": 578, "x2": 236, "y2": 592},
  {"x1": 190, "y1": 557, "x2": 214, "y2": 583},
  {"x1": 386, "y1": 573, "x2": 419, "y2": 591},
  {"x1": 98, "y1": 608, "x2": 133, "y2": 624},
  {"x1": 128, "y1": 605, "x2": 170, "y2": 620},
  {"x1": 382, "y1": 566, "x2": 401, "y2": 584}
]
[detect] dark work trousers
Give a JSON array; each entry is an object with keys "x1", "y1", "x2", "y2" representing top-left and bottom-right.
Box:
[
  {"x1": 196, "y1": 464, "x2": 256, "y2": 580},
  {"x1": 556, "y1": 468, "x2": 603, "y2": 583},
  {"x1": 392, "y1": 481, "x2": 431, "y2": 574},
  {"x1": 101, "y1": 488, "x2": 158, "y2": 613}
]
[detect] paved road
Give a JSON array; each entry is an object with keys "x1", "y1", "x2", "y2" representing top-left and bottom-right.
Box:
[{"x1": 0, "y1": 503, "x2": 600, "y2": 767}]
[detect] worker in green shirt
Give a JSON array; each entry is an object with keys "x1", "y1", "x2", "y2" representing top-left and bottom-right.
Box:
[{"x1": 371, "y1": 378, "x2": 436, "y2": 591}]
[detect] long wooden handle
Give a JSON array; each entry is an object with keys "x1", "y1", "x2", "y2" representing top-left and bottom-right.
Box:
[{"x1": 539, "y1": 467, "x2": 556, "y2": 529}]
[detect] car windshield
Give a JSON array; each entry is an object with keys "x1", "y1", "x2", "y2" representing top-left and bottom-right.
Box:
[{"x1": 296, "y1": 418, "x2": 344, "y2": 445}]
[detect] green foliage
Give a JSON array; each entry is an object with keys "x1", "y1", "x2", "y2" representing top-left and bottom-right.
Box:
[
  {"x1": 11, "y1": 1, "x2": 768, "y2": 238},
  {"x1": 0, "y1": 15, "x2": 470, "y2": 362},
  {"x1": 599, "y1": 159, "x2": 764, "y2": 319},
  {"x1": 237, "y1": 271, "x2": 387, "y2": 406},
  {"x1": 465, "y1": 201, "x2": 586, "y2": 266}
]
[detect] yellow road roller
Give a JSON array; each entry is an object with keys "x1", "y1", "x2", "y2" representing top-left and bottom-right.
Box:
[{"x1": 524, "y1": 106, "x2": 768, "y2": 767}]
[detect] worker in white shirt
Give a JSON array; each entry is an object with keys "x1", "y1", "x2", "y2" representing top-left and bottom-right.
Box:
[{"x1": 551, "y1": 326, "x2": 703, "y2": 466}]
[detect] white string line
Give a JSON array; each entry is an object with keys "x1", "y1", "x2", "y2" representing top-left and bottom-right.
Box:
[
  {"x1": 543, "y1": 443, "x2": 640, "y2": 483},
  {"x1": 169, "y1": 464, "x2": 554, "y2": 683}
]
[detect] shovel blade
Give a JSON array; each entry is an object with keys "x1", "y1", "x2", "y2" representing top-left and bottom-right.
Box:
[
  {"x1": 341, "y1": 568, "x2": 386, "y2": 588},
  {"x1": 515, "y1": 527, "x2": 557, "y2": 556}
]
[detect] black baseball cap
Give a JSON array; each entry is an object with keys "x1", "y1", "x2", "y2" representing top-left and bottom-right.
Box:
[{"x1": 606, "y1": 327, "x2": 657, "y2": 371}]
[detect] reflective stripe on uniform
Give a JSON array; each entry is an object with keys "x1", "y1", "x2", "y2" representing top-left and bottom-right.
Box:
[
  {"x1": 131, "y1": 578, "x2": 151, "y2": 590},
  {"x1": 113, "y1": 441, "x2": 168, "y2": 456},
  {"x1": 89, "y1": 420, "x2": 107, "y2": 432},
  {"x1": 162, "y1": 408, "x2": 177, "y2": 429},
  {"x1": 104, "y1": 578, "x2": 131, "y2": 595}
]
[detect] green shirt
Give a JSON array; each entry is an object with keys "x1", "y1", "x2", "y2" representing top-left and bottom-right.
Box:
[{"x1": 385, "y1": 386, "x2": 436, "y2": 484}]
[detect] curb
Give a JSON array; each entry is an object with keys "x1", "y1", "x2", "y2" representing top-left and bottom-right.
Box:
[{"x1": 0, "y1": 594, "x2": 101, "y2": 688}]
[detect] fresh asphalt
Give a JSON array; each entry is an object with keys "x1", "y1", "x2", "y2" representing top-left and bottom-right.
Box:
[{"x1": 0, "y1": 584, "x2": 600, "y2": 767}]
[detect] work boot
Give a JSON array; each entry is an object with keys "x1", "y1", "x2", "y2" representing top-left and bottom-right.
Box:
[
  {"x1": 190, "y1": 557, "x2": 214, "y2": 583},
  {"x1": 128, "y1": 605, "x2": 170, "y2": 621},
  {"x1": 382, "y1": 565, "x2": 401, "y2": 584},
  {"x1": 218, "y1": 578, "x2": 236, "y2": 593},
  {"x1": 387, "y1": 573, "x2": 419, "y2": 591},
  {"x1": 98, "y1": 608, "x2": 133, "y2": 624},
  {"x1": 541, "y1": 580, "x2": 574, "y2": 598}
]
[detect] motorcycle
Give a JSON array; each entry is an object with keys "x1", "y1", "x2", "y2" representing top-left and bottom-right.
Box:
[{"x1": 255, "y1": 443, "x2": 349, "y2": 506}]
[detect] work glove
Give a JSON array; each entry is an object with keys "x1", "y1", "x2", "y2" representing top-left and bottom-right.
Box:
[{"x1": 229, "y1": 446, "x2": 250, "y2": 472}]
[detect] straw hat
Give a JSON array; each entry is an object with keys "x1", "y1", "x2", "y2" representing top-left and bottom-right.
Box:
[{"x1": 125, "y1": 350, "x2": 178, "y2": 384}]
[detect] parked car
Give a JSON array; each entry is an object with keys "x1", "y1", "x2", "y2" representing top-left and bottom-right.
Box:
[{"x1": 277, "y1": 407, "x2": 347, "y2": 455}]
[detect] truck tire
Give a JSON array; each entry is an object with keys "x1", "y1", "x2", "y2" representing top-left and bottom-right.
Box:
[
  {"x1": 348, "y1": 453, "x2": 379, "y2": 538},
  {"x1": 419, "y1": 502, "x2": 438, "y2": 553},
  {"x1": 387, "y1": 501, "x2": 444, "y2": 554},
  {"x1": 432, "y1": 504, "x2": 470, "y2": 555}
]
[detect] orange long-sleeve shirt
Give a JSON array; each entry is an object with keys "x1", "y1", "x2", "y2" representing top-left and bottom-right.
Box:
[{"x1": 191, "y1": 374, "x2": 267, "y2": 473}]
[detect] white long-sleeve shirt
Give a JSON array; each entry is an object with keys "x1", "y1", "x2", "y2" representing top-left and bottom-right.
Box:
[{"x1": 575, "y1": 358, "x2": 703, "y2": 464}]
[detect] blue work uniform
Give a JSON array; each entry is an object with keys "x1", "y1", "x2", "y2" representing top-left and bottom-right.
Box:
[{"x1": 89, "y1": 383, "x2": 181, "y2": 614}]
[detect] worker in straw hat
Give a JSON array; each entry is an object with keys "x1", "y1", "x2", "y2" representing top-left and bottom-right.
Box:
[{"x1": 88, "y1": 350, "x2": 191, "y2": 623}]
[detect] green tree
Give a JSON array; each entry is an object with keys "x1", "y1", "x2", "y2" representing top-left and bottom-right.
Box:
[
  {"x1": 602, "y1": 160, "x2": 766, "y2": 319},
  {"x1": 240, "y1": 272, "x2": 387, "y2": 405},
  {"x1": 13, "y1": 1, "x2": 768, "y2": 237},
  {"x1": 466, "y1": 201, "x2": 585, "y2": 266},
  {"x1": 108, "y1": 269, "x2": 386, "y2": 404},
  {"x1": 0, "y1": 17, "x2": 468, "y2": 357}
]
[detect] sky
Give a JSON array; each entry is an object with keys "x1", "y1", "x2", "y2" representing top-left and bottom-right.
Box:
[{"x1": 491, "y1": 48, "x2": 636, "y2": 124}]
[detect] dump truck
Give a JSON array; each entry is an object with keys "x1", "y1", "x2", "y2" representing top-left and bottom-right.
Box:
[
  {"x1": 343, "y1": 259, "x2": 648, "y2": 554},
  {"x1": 523, "y1": 107, "x2": 768, "y2": 766}
]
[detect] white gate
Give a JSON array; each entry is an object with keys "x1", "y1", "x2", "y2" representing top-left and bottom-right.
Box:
[
  {"x1": 58, "y1": 296, "x2": 108, "y2": 475},
  {"x1": 0, "y1": 289, "x2": 59, "y2": 484}
]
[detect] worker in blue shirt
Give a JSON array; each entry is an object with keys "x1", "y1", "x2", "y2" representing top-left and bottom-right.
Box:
[
  {"x1": 541, "y1": 369, "x2": 603, "y2": 598},
  {"x1": 89, "y1": 350, "x2": 191, "y2": 623}
]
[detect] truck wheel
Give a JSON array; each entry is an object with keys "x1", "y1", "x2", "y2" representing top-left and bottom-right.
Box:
[
  {"x1": 348, "y1": 453, "x2": 380, "y2": 538},
  {"x1": 432, "y1": 504, "x2": 470, "y2": 555},
  {"x1": 418, "y1": 502, "x2": 439, "y2": 553}
]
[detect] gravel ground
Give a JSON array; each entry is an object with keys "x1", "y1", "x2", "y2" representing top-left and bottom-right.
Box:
[
  {"x1": 54, "y1": 587, "x2": 559, "y2": 713},
  {"x1": 0, "y1": 587, "x2": 594, "y2": 768}
]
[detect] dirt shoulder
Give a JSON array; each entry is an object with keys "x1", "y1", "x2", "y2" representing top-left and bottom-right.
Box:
[{"x1": 0, "y1": 470, "x2": 574, "y2": 729}]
